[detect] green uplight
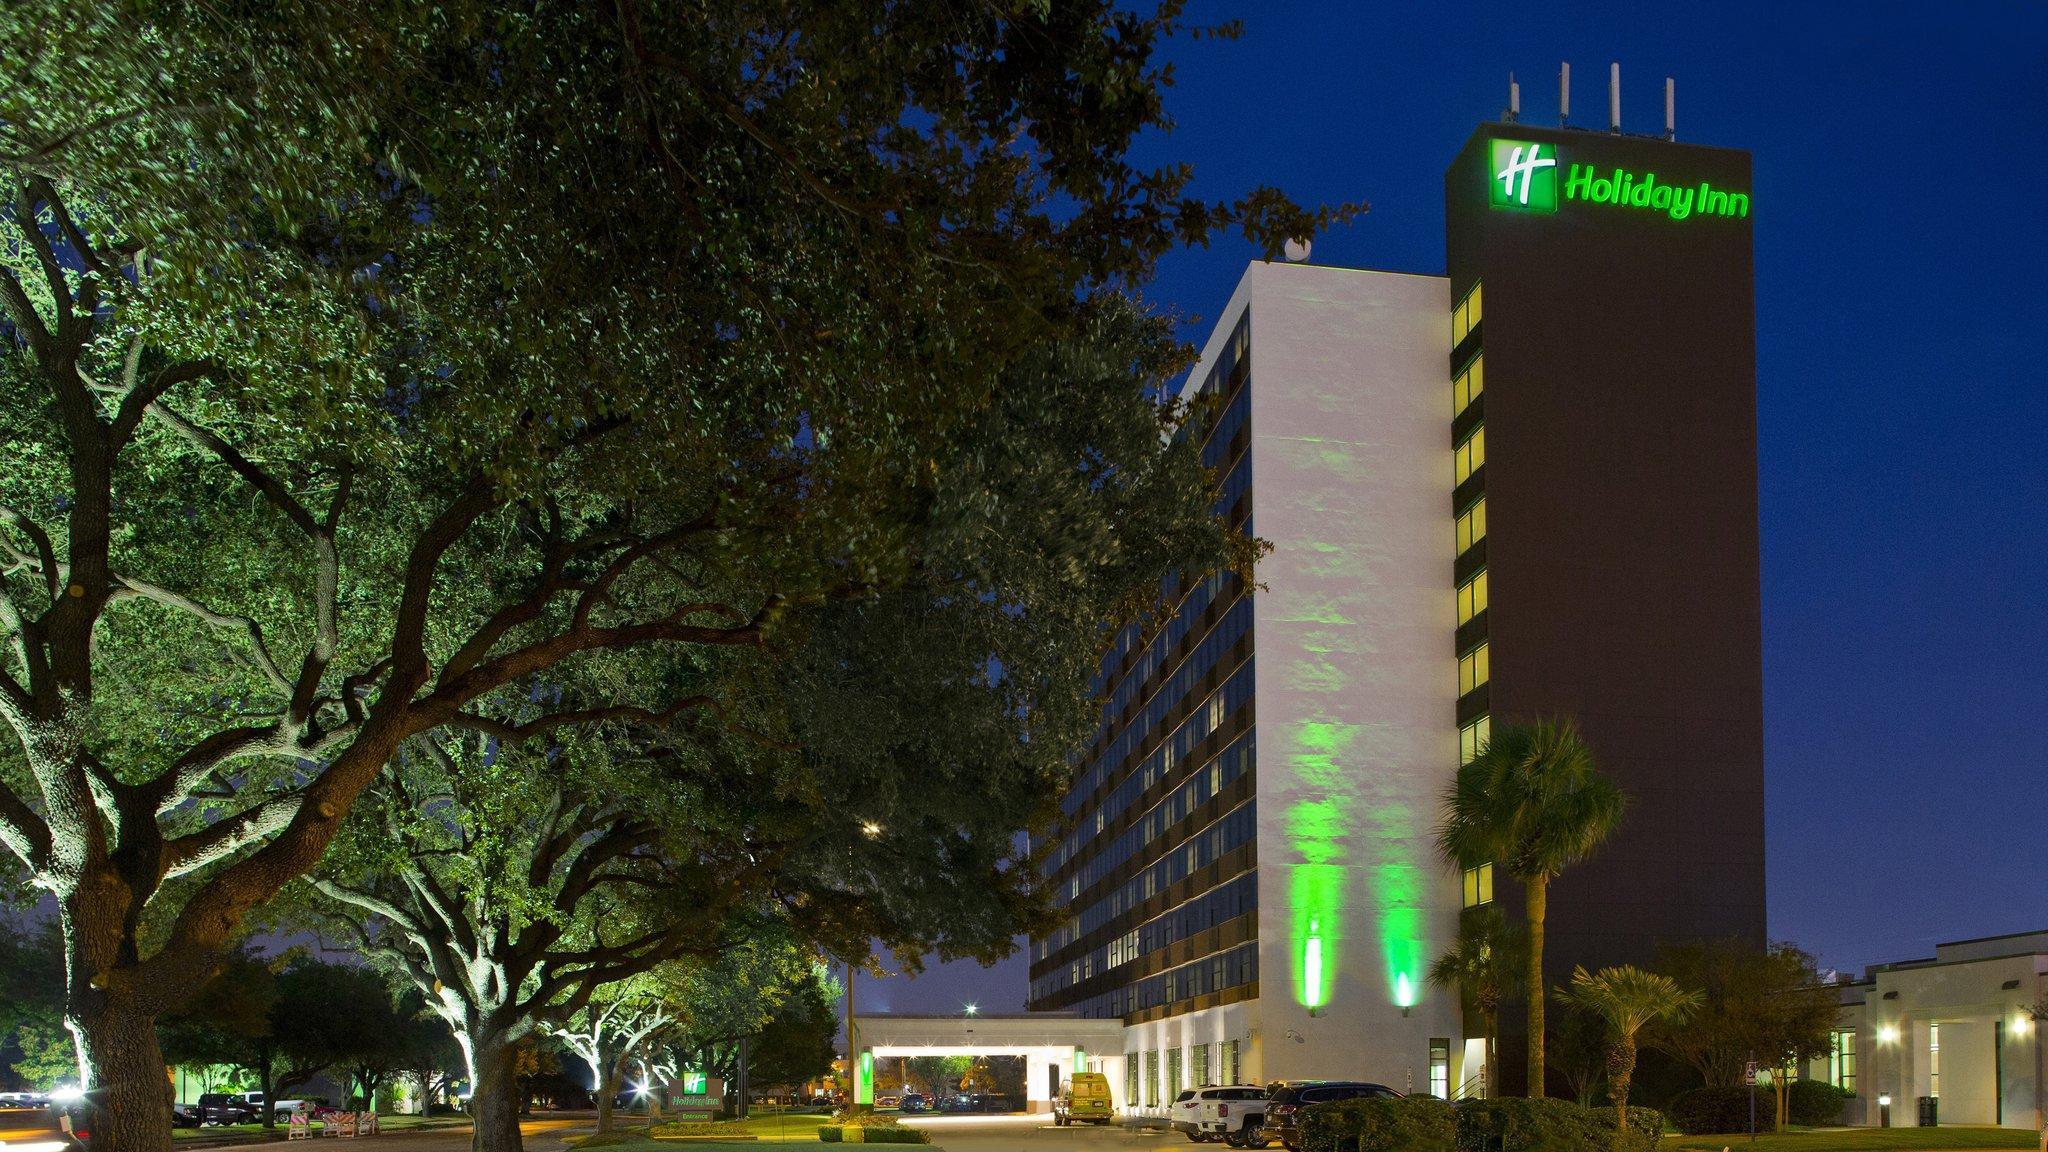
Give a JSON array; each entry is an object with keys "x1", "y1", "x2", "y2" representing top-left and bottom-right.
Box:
[
  {"x1": 1395, "y1": 972, "x2": 1415, "y2": 1009},
  {"x1": 1073, "y1": 1049, "x2": 1088, "y2": 1074},
  {"x1": 855, "y1": 1051, "x2": 874, "y2": 1106}
]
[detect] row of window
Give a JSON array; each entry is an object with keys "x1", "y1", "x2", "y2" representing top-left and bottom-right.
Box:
[
  {"x1": 1070, "y1": 940, "x2": 1260, "y2": 1021},
  {"x1": 1088, "y1": 572, "x2": 1242, "y2": 770},
  {"x1": 1036, "y1": 870, "x2": 1259, "y2": 998},
  {"x1": 1057, "y1": 721, "x2": 1254, "y2": 896},
  {"x1": 1057, "y1": 656, "x2": 1255, "y2": 876},
  {"x1": 1127, "y1": 1040, "x2": 1244, "y2": 1107},
  {"x1": 1453, "y1": 286, "x2": 1495, "y2": 909},
  {"x1": 1061, "y1": 796, "x2": 1258, "y2": 946}
]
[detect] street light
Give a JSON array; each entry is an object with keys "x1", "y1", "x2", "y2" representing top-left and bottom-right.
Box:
[{"x1": 964, "y1": 1003, "x2": 979, "y2": 1017}]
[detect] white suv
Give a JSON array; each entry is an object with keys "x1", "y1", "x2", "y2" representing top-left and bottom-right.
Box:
[{"x1": 1170, "y1": 1085, "x2": 1270, "y2": 1147}]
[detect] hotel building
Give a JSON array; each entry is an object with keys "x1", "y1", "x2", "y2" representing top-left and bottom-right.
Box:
[{"x1": 1025, "y1": 120, "x2": 1767, "y2": 1106}]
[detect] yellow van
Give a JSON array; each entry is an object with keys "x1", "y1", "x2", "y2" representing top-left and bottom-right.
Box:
[{"x1": 1054, "y1": 1072, "x2": 1114, "y2": 1125}]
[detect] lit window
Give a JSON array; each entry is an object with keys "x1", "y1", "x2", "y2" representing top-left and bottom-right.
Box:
[
  {"x1": 1459, "y1": 715, "x2": 1491, "y2": 765},
  {"x1": 1929, "y1": 1024, "x2": 1940, "y2": 1098},
  {"x1": 1462, "y1": 863, "x2": 1494, "y2": 908},
  {"x1": 1451, "y1": 283, "x2": 1484, "y2": 346},
  {"x1": 1457, "y1": 571, "x2": 1489, "y2": 627},
  {"x1": 1456, "y1": 498, "x2": 1487, "y2": 554},
  {"x1": 1429, "y1": 1039, "x2": 1451, "y2": 1099},
  {"x1": 1828, "y1": 1030, "x2": 1856, "y2": 1093},
  {"x1": 1452, "y1": 354, "x2": 1485, "y2": 418},
  {"x1": 1459, "y1": 643, "x2": 1490, "y2": 696},
  {"x1": 1454, "y1": 426, "x2": 1486, "y2": 487}
]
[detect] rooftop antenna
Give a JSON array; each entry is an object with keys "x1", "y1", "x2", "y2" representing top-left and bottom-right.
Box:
[
  {"x1": 1665, "y1": 76, "x2": 1676, "y2": 140},
  {"x1": 1507, "y1": 72, "x2": 1520, "y2": 122},
  {"x1": 1609, "y1": 62, "x2": 1621, "y2": 133},
  {"x1": 1559, "y1": 62, "x2": 1570, "y2": 125}
]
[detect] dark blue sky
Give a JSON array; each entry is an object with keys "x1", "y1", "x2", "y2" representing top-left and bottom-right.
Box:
[{"x1": 860, "y1": 0, "x2": 2048, "y2": 1015}]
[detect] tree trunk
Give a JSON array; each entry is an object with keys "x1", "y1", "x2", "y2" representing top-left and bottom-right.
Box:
[
  {"x1": 1525, "y1": 875, "x2": 1549, "y2": 1097},
  {"x1": 595, "y1": 1058, "x2": 622, "y2": 1133},
  {"x1": 470, "y1": 1038, "x2": 525, "y2": 1152},
  {"x1": 259, "y1": 1055, "x2": 277, "y2": 1130},
  {"x1": 70, "y1": 994, "x2": 173, "y2": 1152},
  {"x1": 1608, "y1": 1036, "x2": 1637, "y2": 1138}
]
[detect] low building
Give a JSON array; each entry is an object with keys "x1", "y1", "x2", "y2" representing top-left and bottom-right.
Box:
[{"x1": 1802, "y1": 930, "x2": 2048, "y2": 1129}]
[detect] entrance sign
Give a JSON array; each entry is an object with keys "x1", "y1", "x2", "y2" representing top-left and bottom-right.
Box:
[{"x1": 1489, "y1": 139, "x2": 1751, "y2": 221}]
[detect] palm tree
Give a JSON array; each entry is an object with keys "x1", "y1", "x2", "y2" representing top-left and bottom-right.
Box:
[
  {"x1": 1437, "y1": 718, "x2": 1626, "y2": 1095},
  {"x1": 1555, "y1": 965, "x2": 1702, "y2": 1133},
  {"x1": 1427, "y1": 906, "x2": 1523, "y2": 1097}
]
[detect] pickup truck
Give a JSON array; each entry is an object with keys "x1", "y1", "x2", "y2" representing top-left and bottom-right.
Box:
[{"x1": 1170, "y1": 1085, "x2": 1270, "y2": 1147}]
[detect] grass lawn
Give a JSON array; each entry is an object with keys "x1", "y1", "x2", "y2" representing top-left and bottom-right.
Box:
[{"x1": 1663, "y1": 1128, "x2": 2040, "y2": 1151}]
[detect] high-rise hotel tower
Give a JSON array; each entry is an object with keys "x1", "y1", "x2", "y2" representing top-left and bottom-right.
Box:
[{"x1": 1026, "y1": 119, "x2": 1765, "y2": 1105}]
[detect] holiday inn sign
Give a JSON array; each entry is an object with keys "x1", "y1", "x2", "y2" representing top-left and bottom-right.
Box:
[{"x1": 1489, "y1": 139, "x2": 1749, "y2": 221}]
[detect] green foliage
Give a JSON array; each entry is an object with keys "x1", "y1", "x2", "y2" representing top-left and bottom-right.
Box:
[
  {"x1": 818, "y1": 1125, "x2": 928, "y2": 1144},
  {"x1": 1664, "y1": 1086, "x2": 1777, "y2": 1135},
  {"x1": 1454, "y1": 1097, "x2": 1652, "y2": 1152},
  {"x1": 646, "y1": 1121, "x2": 754, "y2": 1138},
  {"x1": 1557, "y1": 965, "x2": 1702, "y2": 1040},
  {"x1": 10, "y1": 1019, "x2": 78, "y2": 1090},
  {"x1": 1648, "y1": 940, "x2": 1840, "y2": 1089},
  {"x1": 1785, "y1": 1079, "x2": 1855, "y2": 1126},
  {"x1": 1437, "y1": 720, "x2": 1628, "y2": 883},
  {"x1": 1298, "y1": 1096, "x2": 1454, "y2": 1152}
]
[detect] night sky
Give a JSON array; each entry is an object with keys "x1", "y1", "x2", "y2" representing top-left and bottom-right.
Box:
[{"x1": 856, "y1": 0, "x2": 2048, "y2": 1016}]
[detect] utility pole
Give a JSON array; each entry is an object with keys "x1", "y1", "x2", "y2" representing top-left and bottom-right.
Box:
[{"x1": 737, "y1": 1035, "x2": 750, "y2": 1120}]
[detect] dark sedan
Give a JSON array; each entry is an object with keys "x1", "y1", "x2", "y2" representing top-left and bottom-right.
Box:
[{"x1": 1263, "y1": 1082, "x2": 1401, "y2": 1151}]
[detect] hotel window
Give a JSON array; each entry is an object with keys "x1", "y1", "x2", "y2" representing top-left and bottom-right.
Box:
[
  {"x1": 1457, "y1": 571, "x2": 1489, "y2": 627},
  {"x1": 1167, "y1": 1048, "x2": 1182, "y2": 1095},
  {"x1": 1459, "y1": 642, "x2": 1490, "y2": 696},
  {"x1": 1452, "y1": 354, "x2": 1485, "y2": 417},
  {"x1": 1191, "y1": 1043, "x2": 1209, "y2": 1088},
  {"x1": 1456, "y1": 497, "x2": 1487, "y2": 554},
  {"x1": 1928, "y1": 1024, "x2": 1940, "y2": 1097},
  {"x1": 1127, "y1": 1055, "x2": 1140, "y2": 1108},
  {"x1": 1828, "y1": 1030, "x2": 1856, "y2": 1093},
  {"x1": 1460, "y1": 715, "x2": 1491, "y2": 765},
  {"x1": 1429, "y1": 1039, "x2": 1451, "y2": 1099},
  {"x1": 1454, "y1": 426, "x2": 1486, "y2": 487},
  {"x1": 1462, "y1": 862, "x2": 1494, "y2": 908},
  {"x1": 1144, "y1": 1050, "x2": 1159, "y2": 1107},
  {"x1": 1452, "y1": 282, "x2": 1483, "y2": 346}
]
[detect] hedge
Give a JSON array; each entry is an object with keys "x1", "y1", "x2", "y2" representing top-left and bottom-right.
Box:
[
  {"x1": 817, "y1": 1126, "x2": 929, "y2": 1144},
  {"x1": 1297, "y1": 1096, "x2": 1455, "y2": 1152},
  {"x1": 1664, "y1": 1086, "x2": 1776, "y2": 1135},
  {"x1": 1787, "y1": 1079, "x2": 1855, "y2": 1126},
  {"x1": 1452, "y1": 1097, "x2": 1663, "y2": 1152}
]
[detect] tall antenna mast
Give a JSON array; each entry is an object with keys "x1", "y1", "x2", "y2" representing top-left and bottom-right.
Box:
[
  {"x1": 1609, "y1": 62, "x2": 1621, "y2": 133},
  {"x1": 1665, "y1": 76, "x2": 1676, "y2": 140},
  {"x1": 1508, "y1": 72, "x2": 1520, "y2": 122},
  {"x1": 1559, "y1": 62, "x2": 1571, "y2": 125}
]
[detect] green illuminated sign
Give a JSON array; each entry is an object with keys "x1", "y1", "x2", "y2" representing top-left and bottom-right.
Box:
[
  {"x1": 1489, "y1": 139, "x2": 1751, "y2": 221},
  {"x1": 1489, "y1": 140, "x2": 1558, "y2": 212}
]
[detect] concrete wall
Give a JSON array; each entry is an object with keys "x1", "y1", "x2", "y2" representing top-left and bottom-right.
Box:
[{"x1": 1241, "y1": 261, "x2": 1463, "y2": 1092}]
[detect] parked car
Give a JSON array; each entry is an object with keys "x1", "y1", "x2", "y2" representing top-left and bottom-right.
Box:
[
  {"x1": 1053, "y1": 1072, "x2": 1114, "y2": 1126},
  {"x1": 898, "y1": 1093, "x2": 931, "y2": 1113},
  {"x1": 0, "y1": 1102, "x2": 83, "y2": 1152},
  {"x1": 271, "y1": 1098, "x2": 329, "y2": 1118},
  {"x1": 1172, "y1": 1085, "x2": 1269, "y2": 1146},
  {"x1": 1263, "y1": 1082, "x2": 1399, "y2": 1151},
  {"x1": 877, "y1": 1094, "x2": 901, "y2": 1109},
  {"x1": 194, "y1": 1093, "x2": 264, "y2": 1125},
  {"x1": 171, "y1": 1104, "x2": 202, "y2": 1129}
]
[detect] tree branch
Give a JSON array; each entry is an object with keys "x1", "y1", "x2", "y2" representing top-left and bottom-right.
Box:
[{"x1": 160, "y1": 792, "x2": 306, "y2": 879}]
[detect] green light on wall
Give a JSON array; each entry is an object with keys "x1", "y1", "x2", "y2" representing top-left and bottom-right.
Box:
[
  {"x1": 1074, "y1": 1049, "x2": 1088, "y2": 1074},
  {"x1": 1395, "y1": 973, "x2": 1415, "y2": 1010},
  {"x1": 855, "y1": 1052, "x2": 874, "y2": 1106},
  {"x1": 1291, "y1": 862, "x2": 1343, "y2": 1010}
]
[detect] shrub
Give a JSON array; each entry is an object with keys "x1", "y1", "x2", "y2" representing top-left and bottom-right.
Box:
[
  {"x1": 817, "y1": 1126, "x2": 928, "y2": 1144},
  {"x1": 1298, "y1": 1097, "x2": 1455, "y2": 1152},
  {"x1": 648, "y1": 1121, "x2": 754, "y2": 1138},
  {"x1": 1664, "y1": 1086, "x2": 1775, "y2": 1135},
  {"x1": 1590, "y1": 1106, "x2": 1665, "y2": 1152},
  {"x1": 830, "y1": 1111, "x2": 905, "y2": 1127},
  {"x1": 1786, "y1": 1079, "x2": 1854, "y2": 1127},
  {"x1": 573, "y1": 1132, "x2": 654, "y2": 1148},
  {"x1": 1454, "y1": 1097, "x2": 1624, "y2": 1152}
]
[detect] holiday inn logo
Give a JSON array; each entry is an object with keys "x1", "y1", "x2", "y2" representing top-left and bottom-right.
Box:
[
  {"x1": 1490, "y1": 139, "x2": 1558, "y2": 212},
  {"x1": 1486, "y1": 137, "x2": 1752, "y2": 221}
]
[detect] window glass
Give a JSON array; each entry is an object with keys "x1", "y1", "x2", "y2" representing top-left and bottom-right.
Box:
[
  {"x1": 1454, "y1": 426, "x2": 1486, "y2": 487},
  {"x1": 1459, "y1": 642, "x2": 1490, "y2": 696},
  {"x1": 1468, "y1": 283, "x2": 1482, "y2": 331},
  {"x1": 1456, "y1": 498, "x2": 1487, "y2": 554},
  {"x1": 1457, "y1": 571, "x2": 1489, "y2": 627},
  {"x1": 1453, "y1": 355, "x2": 1485, "y2": 417},
  {"x1": 1828, "y1": 1030, "x2": 1856, "y2": 1092},
  {"x1": 1459, "y1": 715, "x2": 1491, "y2": 765}
]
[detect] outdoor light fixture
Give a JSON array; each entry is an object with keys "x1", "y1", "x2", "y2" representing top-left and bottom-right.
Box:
[
  {"x1": 1878, "y1": 1093, "x2": 1892, "y2": 1128},
  {"x1": 1877, "y1": 1024, "x2": 1900, "y2": 1045},
  {"x1": 860, "y1": 821, "x2": 883, "y2": 839},
  {"x1": 963, "y1": 1003, "x2": 979, "y2": 1016},
  {"x1": 1395, "y1": 972, "x2": 1416, "y2": 1017},
  {"x1": 1302, "y1": 916, "x2": 1325, "y2": 1016}
]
